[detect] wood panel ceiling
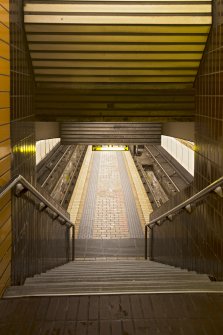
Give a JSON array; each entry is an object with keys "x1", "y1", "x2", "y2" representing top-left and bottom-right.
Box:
[
  {"x1": 35, "y1": 87, "x2": 195, "y2": 122},
  {"x1": 24, "y1": 0, "x2": 212, "y2": 90},
  {"x1": 60, "y1": 122, "x2": 162, "y2": 144}
]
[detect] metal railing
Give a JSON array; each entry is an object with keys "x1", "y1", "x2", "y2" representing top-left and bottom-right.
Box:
[
  {"x1": 0, "y1": 175, "x2": 75, "y2": 283},
  {"x1": 145, "y1": 145, "x2": 180, "y2": 192},
  {"x1": 41, "y1": 145, "x2": 72, "y2": 188},
  {"x1": 145, "y1": 176, "x2": 223, "y2": 260},
  {"x1": 60, "y1": 146, "x2": 87, "y2": 208}
]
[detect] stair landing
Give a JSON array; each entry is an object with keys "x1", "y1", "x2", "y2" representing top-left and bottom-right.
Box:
[{"x1": 1, "y1": 293, "x2": 223, "y2": 334}]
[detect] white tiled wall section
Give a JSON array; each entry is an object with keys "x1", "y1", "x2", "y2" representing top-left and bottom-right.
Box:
[
  {"x1": 36, "y1": 138, "x2": 60, "y2": 165},
  {"x1": 161, "y1": 136, "x2": 194, "y2": 176}
]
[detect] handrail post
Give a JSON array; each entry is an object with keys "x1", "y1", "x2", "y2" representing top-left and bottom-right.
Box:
[
  {"x1": 145, "y1": 226, "x2": 148, "y2": 260},
  {"x1": 66, "y1": 226, "x2": 70, "y2": 262},
  {"x1": 72, "y1": 225, "x2": 75, "y2": 261},
  {"x1": 149, "y1": 227, "x2": 154, "y2": 261}
]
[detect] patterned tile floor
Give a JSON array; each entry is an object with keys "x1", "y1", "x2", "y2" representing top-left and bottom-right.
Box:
[{"x1": 77, "y1": 151, "x2": 143, "y2": 239}]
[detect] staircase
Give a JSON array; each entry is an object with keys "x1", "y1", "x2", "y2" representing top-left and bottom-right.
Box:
[{"x1": 4, "y1": 260, "x2": 223, "y2": 298}]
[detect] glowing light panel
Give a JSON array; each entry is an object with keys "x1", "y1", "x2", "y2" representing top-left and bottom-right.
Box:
[{"x1": 92, "y1": 145, "x2": 129, "y2": 151}]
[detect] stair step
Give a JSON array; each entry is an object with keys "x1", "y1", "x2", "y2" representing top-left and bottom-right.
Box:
[
  {"x1": 36, "y1": 271, "x2": 197, "y2": 278},
  {"x1": 42, "y1": 269, "x2": 192, "y2": 275},
  {"x1": 29, "y1": 273, "x2": 206, "y2": 280},
  {"x1": 4, "y1": 259, "x2": 221, "y2": 298},
  {"x1": 5, "y1": 284, "x2": 223, "y2": 298},
  {"x1": 25, "y1": 277, "x2": 208, "y2": 285}
]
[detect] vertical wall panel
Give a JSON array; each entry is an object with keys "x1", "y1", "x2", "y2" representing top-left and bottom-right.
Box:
[
  {"x1": 10, "y1": 0, "x2": 35, "y2": 180},
  {"x1": 193, "y1": 0, "x2": 223, "y2": 277},
  {"x1": 151, "y1": 1, "x2": 223, "y2": 279},
  {"x1": 0, "y1": 0, "x2": 11, "y2": 297}
]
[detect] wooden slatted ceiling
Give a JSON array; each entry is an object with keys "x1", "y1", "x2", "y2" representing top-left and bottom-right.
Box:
[
  {"x1": 24, "y1": 0, "x2": 212, "y2": 90},
  {"x1": 60, "y1": 122, "x2": 162, "y2": 144},
  {"x1": 35, "y1": 87, "x2": 195, "y2": 122}
]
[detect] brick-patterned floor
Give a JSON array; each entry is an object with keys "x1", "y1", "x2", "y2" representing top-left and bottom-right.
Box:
[
  {"x1": 93, "y1": 152, "x2": 129, "y2": 239},
  {"x1": 77, "y1": 150, "x2": 144, "y2": 239}
]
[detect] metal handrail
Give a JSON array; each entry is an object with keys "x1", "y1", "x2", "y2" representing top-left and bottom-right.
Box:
[
  {"x1": 145, "y1": 176, "x2": 223, "y2": 260},
  {"x1": 61, "y1": 146, "x2": 86, "y2": 207},
  {"x1": 41, "y1": 145, "x2": 72, "y2": 188},
  {"x1": 145, "y1": 145, "x2": 180, "y2": 192},
  {"x1": 0, "y1": 174, "x2": 75, "y2": 260},
  {"x1": 52, "y1": 146, "x2": 82, "y2": 200},
  {"x1": 134, "y1": 158, "x2": 161, "y2": 208}
]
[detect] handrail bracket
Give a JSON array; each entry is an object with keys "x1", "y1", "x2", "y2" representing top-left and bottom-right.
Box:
[
  {"x1": 15, "y1": 183, "x2": 27, "y2": 197},
  {"x1": 214, "y1": 186, "x2": 223, "y2": 198}
]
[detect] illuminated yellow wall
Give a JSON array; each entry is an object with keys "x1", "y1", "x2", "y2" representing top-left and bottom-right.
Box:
[{"x1": 0, "y1": 0, "x2": 11, "y2": 297}]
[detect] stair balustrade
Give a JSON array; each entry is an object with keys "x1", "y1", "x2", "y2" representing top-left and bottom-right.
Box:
[
  {"x1": 145, "y1": 176, "x2": 223, "y2": 278},
  {"x1": 0, "y1": 175, "x2": 75, "y2": 285}
]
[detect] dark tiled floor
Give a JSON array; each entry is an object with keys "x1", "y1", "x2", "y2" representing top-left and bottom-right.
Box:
[
  {"x1": 116, "y1": 153, "x2": 143, "y2": 238},
  {"x1": 1, "y1": 293, "x2": 223, "y2": 334},
  {"x1": 78, "y1": 153, "x2": 101, "y2": 239}
]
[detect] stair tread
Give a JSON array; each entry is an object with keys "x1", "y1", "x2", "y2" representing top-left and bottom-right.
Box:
[{"x1": 4, "y1": 259, "x2": 221, "y2": 298}]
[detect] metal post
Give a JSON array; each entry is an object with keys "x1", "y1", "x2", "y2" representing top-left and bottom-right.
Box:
[
  {"x1": 149, "y1": 227, "x2": 154, "y2": 261},
  {"x1": 145, "y1": 226, "x2": 148, "y2": 260},
  {"x1": 66, "y1": 226, "x2": 70, "y2": 262},
  {"x1": 72, "y1": 225, "x2": 75, "y2": 261}
]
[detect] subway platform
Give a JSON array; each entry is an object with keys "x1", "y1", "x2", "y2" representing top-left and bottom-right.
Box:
[{"x1": 68, "y1": 146, "x2": 153, "y2": 258}]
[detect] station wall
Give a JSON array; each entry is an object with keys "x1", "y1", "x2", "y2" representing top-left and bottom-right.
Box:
[
  {"x1": 0, "y1": 0, "x2": 36, "y2": 296},
  {"x1": 0, "y1": 0, "x2": 11, "y2": 297},
  {"x1": 151, "y1": 1, "x2": 223, "y2": 279},
  {"x1": 36, "y1": 138, "x2": 60, "y2": 165},
  {"x1": 161, "y1": 135, "x2": 194, "y2": 176}
]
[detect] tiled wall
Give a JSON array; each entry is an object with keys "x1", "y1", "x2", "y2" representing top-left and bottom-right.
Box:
[
  {"x1": 0, "y1": 0, "x2": 11, "y2": 297},
  {"x1": 195, "y1": 0, "x2": 222, "y2": 187},
  {"x1": 194, "y1": 0, "x2": 223, "y2": 276},
  {"x1": 36, "y1": 138, "x2": 60, "y2": 165},
  {"x1": 10, "y1": 0, "x2": 36, "y2": 285},
  {"x1": 0, "y1": 0, "x2": 36, "y2": 296},
  {"x1": 9, "y1": 1, "x2": 71, "y2": 287},
  {"x1": 10, "y1": 0, "x2": 35, "y2": 181},
  {"x1": 161, "y1": 135, "x2": 194, "y2": 176},
  {"x1": 151, "y1": 1, "x2": 223, "y2": 279}
]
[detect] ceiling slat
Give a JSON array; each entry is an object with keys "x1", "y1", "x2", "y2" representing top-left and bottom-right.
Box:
[
  {"x1": 30, "y1": 52, "x2": 203, "y2": 61},
  {"x1": 25, "y1": 15, "x2": 212, "y2": 25},
  {"x1": 25, "y1": 24, "x2": 211, "y2": 34},
  {"x1": 32, "y1": 60, "x2": 200, "y2": 68},
  {"x1": 29, "y1": 44, "x2": 206, "y2": 52},
  {"x1": 24, "y1": 0, "x2": 211, "y2": 124},
  {"x1": 24, "y1": 3, "x2": 212, "y2": 14}
]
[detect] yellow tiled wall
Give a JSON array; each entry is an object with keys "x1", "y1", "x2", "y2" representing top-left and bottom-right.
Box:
[{"x1": 0, "y1": 0, "x2": 11, "y2": 297}]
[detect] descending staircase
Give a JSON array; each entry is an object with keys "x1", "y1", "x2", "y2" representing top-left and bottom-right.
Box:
[{"x1": 4, "y1": 260, "x2": 223, "y2": 298}]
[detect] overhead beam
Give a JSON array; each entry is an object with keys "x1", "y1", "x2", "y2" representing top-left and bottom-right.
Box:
[{"x1": 25, "y1": 24, "x2": 211, "y2": 34}]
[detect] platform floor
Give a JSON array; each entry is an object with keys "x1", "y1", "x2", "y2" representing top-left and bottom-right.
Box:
[
  {"x1": 1, "y1": 293, "x2": 223, "y2": 335},
  {"x1": 68, "y1": 149, "x2": 152, "y2": 243}
]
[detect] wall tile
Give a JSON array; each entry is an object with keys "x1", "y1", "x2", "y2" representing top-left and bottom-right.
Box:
[{"x1": 151, "y1": 1, "x2": 223, "y2": 279}]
